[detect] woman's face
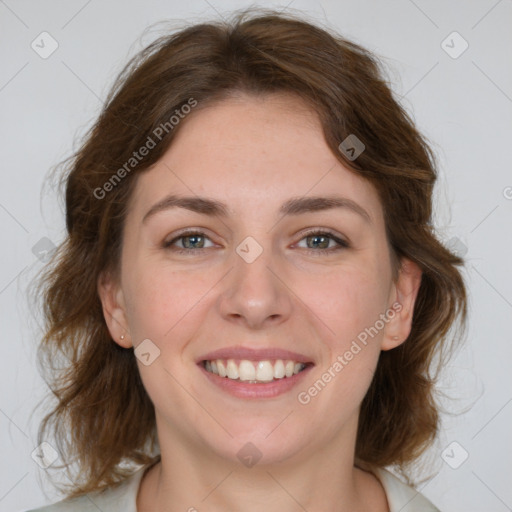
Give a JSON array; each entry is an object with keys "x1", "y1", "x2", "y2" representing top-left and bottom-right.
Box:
[{"x1": 100, "y1": 92, "x2": 421, "y2": 466}]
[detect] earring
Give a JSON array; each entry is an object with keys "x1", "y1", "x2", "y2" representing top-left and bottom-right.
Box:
[
  {"x1": 393, "y1": 336, "x2": 399, "y2": 340},
  {"x1": 120, "y1": 335, "x2": 125, "y2": 340}
]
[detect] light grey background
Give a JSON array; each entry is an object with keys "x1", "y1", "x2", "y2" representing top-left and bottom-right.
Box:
[{"x1": 1, "y1": 1, "x2": 511, "y2": 511}]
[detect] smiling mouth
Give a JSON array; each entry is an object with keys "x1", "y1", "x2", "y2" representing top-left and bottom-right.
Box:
[{"x1": 202, "y1": 359, "x2": 312, "y2": 383}]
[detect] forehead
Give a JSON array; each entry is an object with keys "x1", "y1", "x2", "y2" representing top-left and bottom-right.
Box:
[{"x1": 128, "y1": 93, "x2": 384, "y2": 223}]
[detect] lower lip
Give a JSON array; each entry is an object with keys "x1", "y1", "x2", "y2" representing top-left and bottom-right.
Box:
[{"x1": 199, "y1": 364, "x2": 313, "y2": 399}]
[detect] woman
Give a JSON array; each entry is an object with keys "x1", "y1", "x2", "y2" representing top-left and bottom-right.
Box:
[{"x1": 29, "y1": 8, "x2": 467, "y2": 512}]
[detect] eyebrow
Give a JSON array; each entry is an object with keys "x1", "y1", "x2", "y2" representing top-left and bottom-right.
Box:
[{"x1": 142, "y1": 194, "x2": 372, "y2": 224}]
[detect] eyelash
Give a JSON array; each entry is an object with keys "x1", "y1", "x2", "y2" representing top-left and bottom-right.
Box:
[{"x1": 162, "y1": 228, "x2": 350, "y2": 256}]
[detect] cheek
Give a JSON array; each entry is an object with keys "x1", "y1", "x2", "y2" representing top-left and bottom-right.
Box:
[
  {"x1": 122, "y1": 266, "x2": 214, "y2": 403},
  {"x1": 122, "y1": 261, "x2": 213, "y2": 343},
  {"x1": 303, "y1": 263, "x2": 391, "y2": 347},
  {"x1": 295, "y1": 268, "x2": 386, "y2": 423},
  {"x1": 296, "y1": 258, "x2": 392, "y2": 412}
]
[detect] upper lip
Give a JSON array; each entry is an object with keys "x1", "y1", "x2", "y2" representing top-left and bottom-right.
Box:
[{"x1": 198, "y1": 346, "x2": 313, "y2": 364}]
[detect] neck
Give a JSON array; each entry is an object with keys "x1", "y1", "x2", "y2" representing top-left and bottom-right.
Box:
[{"x1": 137, "y1": 418, "x2": 388, "y2": 512}]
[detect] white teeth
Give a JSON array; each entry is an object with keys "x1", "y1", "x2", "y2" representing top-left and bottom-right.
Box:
[
  {"x1": 204, "y1": 358, "x2": 307, "y2": 382},
  {"x1": 285, "y1": 360, "x2": 295, "y2": 378},
  {"x1": 217, "y1": 360, "x2": 227, "y2": 377},
  {"x1": 226, "y1": 359, "x2": 239, "y2": 379},
  {"x1": 239, "y1": 360, "x2": 256, "y2": 381},
  {"x1": 256, "y1": 361, "x2": 274, "y2": 382},
  {"x1": 274, "y1": 359, "x2": 285, "y2": 379}
]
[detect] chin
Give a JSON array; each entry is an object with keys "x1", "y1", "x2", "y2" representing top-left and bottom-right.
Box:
[{"x1": 206, "y1": 423, "x2": 310, "y2": 468}]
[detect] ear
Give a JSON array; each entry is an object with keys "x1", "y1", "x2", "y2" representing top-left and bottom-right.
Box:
[
  {"x1": 97, "y1": 270, "x2": 132, "y2": 349},
  {"x1": 382, "y1": 257, "x2": 423, "y2": 350}
]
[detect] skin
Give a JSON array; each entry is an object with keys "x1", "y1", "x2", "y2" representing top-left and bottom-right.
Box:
[{"x1": 98, "y1": 92, "x2": 422, "y2": 512}]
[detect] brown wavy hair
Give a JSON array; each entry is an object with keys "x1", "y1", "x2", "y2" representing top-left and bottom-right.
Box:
[{"x1": 33, "y1": 7, "x2": 467, "y2": 499}]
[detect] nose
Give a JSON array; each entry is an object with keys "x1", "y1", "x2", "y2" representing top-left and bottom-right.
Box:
[{"x1": 216, "y1": 241, "x2": 293, "y2": 330}]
